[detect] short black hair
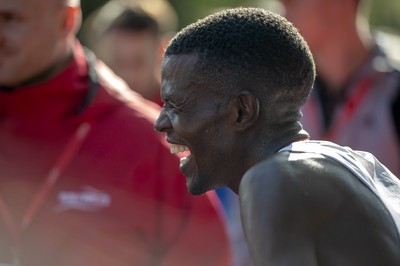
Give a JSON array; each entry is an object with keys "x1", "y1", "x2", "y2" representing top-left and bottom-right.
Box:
[
  {"x1": 165, "y1": 7, "x2": 315, "y2": 122},
  {"x1": 107, "y1": 8, "x2": 160, "y2": 37}
]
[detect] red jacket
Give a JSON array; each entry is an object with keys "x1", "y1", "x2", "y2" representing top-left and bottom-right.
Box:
[{"x1": 0, "y1": 43, "x2": 231, "y2": 266}]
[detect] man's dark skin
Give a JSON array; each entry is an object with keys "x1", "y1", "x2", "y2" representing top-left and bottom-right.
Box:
[
  {"x1": 154, "y1": 8, "x2": 400, "y2": 266},
  {"x1": 156, "y1": 52, "x2": 400, "y2": 266}
]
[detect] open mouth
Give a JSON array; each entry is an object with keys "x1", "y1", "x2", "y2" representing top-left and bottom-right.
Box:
[{"x1": 169, "y1": 144, "x2": 192, "y2": 170}]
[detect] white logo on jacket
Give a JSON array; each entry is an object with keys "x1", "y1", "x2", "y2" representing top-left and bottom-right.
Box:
[{"x1": 55, "y1": 186, "x2": 111, "y2": 212}]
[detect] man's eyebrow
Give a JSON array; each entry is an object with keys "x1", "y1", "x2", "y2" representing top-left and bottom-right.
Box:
[
  {"x1": 0, "y1": 8, "x2": 23, "y2": 20},
  {"x1": 161, "y1": 95, "x2": 169, "y2": 102},
  {"x1": 161, "y1": 90, "x2": 174, "y2": 103},
  {"x1": 0, "y1": 11, "x2": 15, "y2": 17},
  {"x1": 160, "y1": 83, "x2": 176, "y2": 101},
  {"x1": 162, "y1": 92, "x2": 186, "y2": 107}
]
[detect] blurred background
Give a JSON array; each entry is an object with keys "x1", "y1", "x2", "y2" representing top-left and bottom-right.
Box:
[{"x1": 78, "y1": 0, "x2": 400, "y2": 37}]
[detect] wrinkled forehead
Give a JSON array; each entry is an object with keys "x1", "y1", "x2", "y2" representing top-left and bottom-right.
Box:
[
  {"x1": 160, "y1": 54, "x2": 201, "y2": 100},
  {"x1": 161, "y1": 53, "x2": 229, "y2": 108},
  {"x1": 162, "y1": 54, "x2": 199, "y2": 83}
]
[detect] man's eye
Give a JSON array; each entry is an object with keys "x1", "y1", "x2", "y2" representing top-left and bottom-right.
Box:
[
  {"x1": 162, "y1": 102, "x2": 176, "y2": 110},
  {"x1": 162, "y1": 102, "x2": 172, "y2": 109},
  {"x1": 0, "y1": 13, "x2": 18, "y2": 24},
  {"x1": 163, "y1": 101, "x2": 181, "y2": 112}
]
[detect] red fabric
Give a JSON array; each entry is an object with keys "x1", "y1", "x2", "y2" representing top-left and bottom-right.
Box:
[{"x1": 0, "y1": 43, "x2": 231, "y2": 266}]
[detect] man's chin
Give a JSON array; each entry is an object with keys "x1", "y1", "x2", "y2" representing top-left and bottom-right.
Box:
[
  {"x1": 187, "y1": 177, "x2": 213, "y2": 196},
  {"x1": 0, "y1": 76, "x2": 20, "y2": 88},
  {"x1": 188, "y1": 188, "x2": 205, "y2": 196}
]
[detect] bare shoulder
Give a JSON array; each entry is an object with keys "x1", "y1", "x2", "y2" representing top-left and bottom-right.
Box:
[
  {"x1": 238, "y1": 152, "x2": 344, "y2": 265},
  {"x1": 239, "y1": 150, "x2": 396, "y2": 225},
  {"x1": 239, "y1": 151, "x2": 345, "y2": 213},
  {"x1": 239, "y1": 151, "x2": 400, "y2": 266}
]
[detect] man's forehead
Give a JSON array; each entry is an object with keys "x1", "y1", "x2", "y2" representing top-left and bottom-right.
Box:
[
  {"x1": 161, "y1": 54, "x2": 201, "y2": 98},
  {"x1": 163, "y1": 53, "x2": 198, "y2": 66},
  {"x1": 162, "y1": 54, "x2": 199, "y2": 78}
]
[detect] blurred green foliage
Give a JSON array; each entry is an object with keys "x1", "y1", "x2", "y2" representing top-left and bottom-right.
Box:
[
  {"x1": 80, "y1": 0, "x2": 400, "y2": 34},
  {"x1": 369, "y1": 0, "x2": 400, "y2": 33}
]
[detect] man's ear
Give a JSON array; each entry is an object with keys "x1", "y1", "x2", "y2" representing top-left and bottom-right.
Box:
[{"x1": 234, "y1": 91, "x2": 260, "y2": 131}]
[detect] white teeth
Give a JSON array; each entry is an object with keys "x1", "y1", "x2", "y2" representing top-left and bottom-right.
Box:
[
  {"x1": 170, "y1": 144, "x2": 189, "y2": 154},
  {"x1": 180, "y1": 156, "x2": 190, "y2": 166}
]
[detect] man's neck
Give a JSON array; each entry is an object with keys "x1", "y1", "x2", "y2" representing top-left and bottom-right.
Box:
[
  {"x1": 253, "y1": 120, "x2": 310, "y2": 160},
  {"x1": 227, "y1": 120, "x2": 309, "y2": 194}
]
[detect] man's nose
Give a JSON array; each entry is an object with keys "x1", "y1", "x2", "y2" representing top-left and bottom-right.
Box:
[{"x1": 154, "y1": 112, "x2": 171, "y2": 132}]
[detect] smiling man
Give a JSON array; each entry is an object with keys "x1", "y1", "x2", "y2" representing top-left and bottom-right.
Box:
[{"x1": 154, "y1": 7, "x2": 400, "y2": 266}]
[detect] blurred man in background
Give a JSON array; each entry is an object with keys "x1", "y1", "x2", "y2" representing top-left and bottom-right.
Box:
[
  {"x1": 280, "y1": 0, "x2": 400, "y2": 176},
  {"x1": 81, "y1": 0, "x2": 178, "y2": 106},
  {"x1": 0, "y1": 0, "x2": 231, "y2": 265}
]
